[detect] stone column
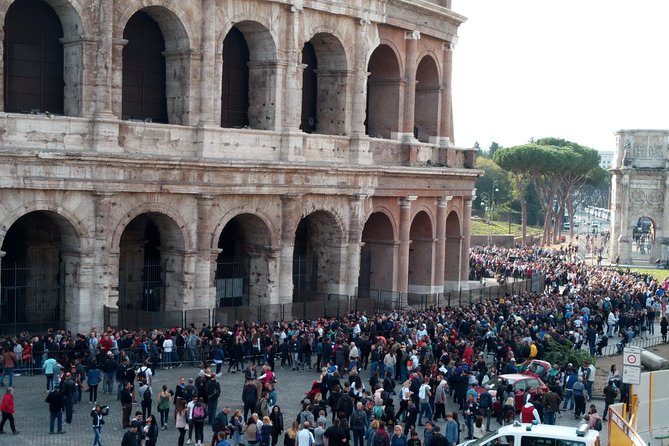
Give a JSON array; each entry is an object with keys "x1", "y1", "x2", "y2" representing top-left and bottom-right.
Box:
[
  {"x1": 434, "y1": 196, "x2": 451, "y2": 295},
  {"x1": 199, "y1": 0, "x2": 217, "y2": 126},
  {"x1": 93, "y1": 0, "x2": 114, "y2": 117},
  {"x1": 460, "y1": 196, "x2": 473, "y2": 283},
  {"x1": 282, "y1": 6, "x2": 302, "y2": 130},
  {"x1": 618, "y1": 172, "x2": 632, "y2": 263},
  {"x1": 351, "y1": 19, "x2": 370, "y2": 137},
  {"x1": 93, "y1": 193, "x2": 116, "y2": 310},
  {"x1": 279, "y1": 195, "x2": 302, "y2": 311},
  {"x1": 400, "y1": 31, "x2": 420, "y2": 140},
  {"x1": 194, "y1": 194, "x2": 217, "y2": 309},
  {"x1": 111, "y1": 39, "x2": 128, "y2": 118},
  {"x1": 397, "y1": 196, "x2": 416, "y2": 298},
  {"x1": 346, "y1": 195, "x2": 366, "y2": 297},
  {"x1": 438, "y1": 43, "x2": 453, "y2": 146}
]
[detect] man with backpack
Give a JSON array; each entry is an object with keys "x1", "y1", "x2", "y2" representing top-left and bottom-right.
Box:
[
  {"x1": 350, "y1": 402, "x2": 369, "y2": 446},
  {"x1": 136, "y1": 360, "x2": 153, "y2": 387},
  {"x1": 417, "y1": 377, "x2": 433, "y2": 427},
  {"x1": 478, "y1": 387, "x2": 493, "y2": 432},
  {"x1": 207, "y1": 374, "x2": 222, "y2": 425}
]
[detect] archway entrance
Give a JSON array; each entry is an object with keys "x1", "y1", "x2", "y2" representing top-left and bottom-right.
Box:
[
  {"x1": 0, "y1": 211, "x2": 80, "y2": 334},
  {"x1": 358, "y1": 212, "x2": 396, "y2": 298},
  {"x1": 632, "y1": 216, "x2": 656, "y2": 263},
  {"x1": 215, "y1": 214, "x2": 272, "y2": 307},
  {"x1": 444, "y1": 211, "x2": 461, "y2": 285},
  {"x1": 408, "y1": 211, "x2": 434, "y2": 295},
  {"x1": 292, "y1": 211, "x2": 343, "y2": 301},
  {"x1": 117, "y1": 212, "x2": 185, "y2": 328}
]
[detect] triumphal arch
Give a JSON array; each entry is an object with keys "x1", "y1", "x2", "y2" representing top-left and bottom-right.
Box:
[{"x1": 610, "y1": 130, "x2": 669, "y2": 265}]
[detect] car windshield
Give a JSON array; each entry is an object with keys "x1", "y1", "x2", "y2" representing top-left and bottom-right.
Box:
[
  {"x1": 526, "y1": 363, "x2": 546, "y2": 375},
  {"x1": 484, "y1": 377, "x2": 516, "y2": 391}
]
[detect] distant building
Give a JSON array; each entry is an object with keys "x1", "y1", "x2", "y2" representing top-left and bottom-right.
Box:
[
  {"x1": 0, "y1": 0, "x2": 478, "y2": 332},
  {"x1": 599, "y1": 151, "x2": 614, "y2": 169}
]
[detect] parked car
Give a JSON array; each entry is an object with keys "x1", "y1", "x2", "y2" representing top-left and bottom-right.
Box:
[
  {"x1": 518, "y1": 359, "x2": 552, "y2": 381},
  {"x1": 457, "y1": 420, "x2": 600, "y2": 446},
  {"x1": 474, "y1": 373, "x2": 549, "y2": 415}
]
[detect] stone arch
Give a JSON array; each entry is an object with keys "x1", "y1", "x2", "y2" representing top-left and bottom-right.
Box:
[
  {"x1": 116, "y1": 3, "x2": 193, "y2": 124},
  {"x1": 300, "y1": 31, "x2": 349, "y2": 135},
  {"x1": 115, "y1": 208, "x2": 189, "y2": 328},
  {"x1": 293, "y1": 209, "x2": 346, "y2": 300},
  {"x1": 444, "y1": 209, "x2": 462, "y2": 283},
  {"x1": 0, "y1": 0, "x2": 87, "y2": 115},
  {"x1": 359, "y1": 210, "x2": 398, "y2": 296},
  {"x1": 0, "y1": 207, "x2": 84, "y2": 331},
  {"x1": 214, "y1": 211, "x2": 276, "y2": 307},
  {"x1": 110, "y1": 202, "x2": 192, "y2": 254},
  {"x1": 366, "y1": 42, "x2": 402, "y2": 139},
  {"x1": 414, "y1": 54, "x2": 440, "y2": 142},
  {"x1": 219, "y1": 19, "x2": 278, "y2": 130},
  {"x1": 409, "y1": 210, "x2": 434, "y2": 293},
  {"x1": 211, "y1": 208, "x2": 278, "y2": 252}
]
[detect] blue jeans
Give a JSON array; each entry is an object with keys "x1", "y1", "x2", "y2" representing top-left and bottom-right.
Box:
[
  {"x1": 208, "y1": 399, "x2": 218, "y2": 425},
  {"x1": 164, "y1": 351, "x2": 172, "y2": 367},
  {"x1": 0, "y1": 367, "x2": 14, "y2": 387},
  {"x1": 64, "y1": 397, "x2": 74, "y2": 424},
  {"x1": 93, "y1": 426, "x2": 102, "y2": 446},
  {"x1": 544, "y1": 410, "x2": 556, "y2": 425},
  {"x1": 562, "y1": 390, "x2": 574, "y2": 410},
  {"x1": 585, "y1": 381, "x2": 593, "y2": 400},
  {"x1": 104, "y1": 372, "x2": 115, "y2": 394},
  {"x1": 50, "y1": 411, "x2": 63, "y2": 433},
  {"x1": 418, "y1": 401, "x2": 433, "y2": 425}
]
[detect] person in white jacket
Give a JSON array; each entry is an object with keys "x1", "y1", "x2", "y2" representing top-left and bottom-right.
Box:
[{"x1": 607, "y1": 311, "x2": 619, "y2": 337}]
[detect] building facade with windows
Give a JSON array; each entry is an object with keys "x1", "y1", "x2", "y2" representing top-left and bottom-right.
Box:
[{"x1": 0, "y1": 0, "x2": 478, "y2": 333}]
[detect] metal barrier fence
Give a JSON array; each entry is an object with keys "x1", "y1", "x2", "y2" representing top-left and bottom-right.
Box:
[{"x1": 103, "y1": 275, "x2": 542, "y2": 331}]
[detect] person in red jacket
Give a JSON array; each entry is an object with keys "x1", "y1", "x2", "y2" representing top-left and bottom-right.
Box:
[
  {"x1": 520, "y1": 394, "x2": 540, "y2": 424},
  {"x1": 0, "y1": 386, "x2": 18, "y2": 434}
]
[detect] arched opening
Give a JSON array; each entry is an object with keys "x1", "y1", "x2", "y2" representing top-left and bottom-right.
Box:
[
  {"x1": 0, "y1": 211, "x2": 80, "y2": 333},
  {"x1": 414, "y1": 56, "x2": 440, "y2": 142},
  {"x1": 631, "y1": 216, "x2": 656, "y2": 262},
  {"x1": 408, "y1": 211, "x2": 434, "y2": 295},
  {"x1": 358, "y1": 212, "x2": 396, "y2": 298},
  {"x1": 118, "y1": 212, "x2": 185, "y2": 328},
  {"x1": 4, "y1": 0, "x2": 64, "y2": 114},
  {"x1": 366, "y1": 44, "x2": 401, "y2": 139},
  {"x1": 300, "y1": 41, "x2": 317, "y2": 132},
  {"x1": 300, "y1": 33, "x2": 348, "y2": 135},
  {"x1": 122, "y1": 11, "x2": 167, "y2": 123},
  {"x1": 221, "y1": 26, "x2": 249, "y2": 128},
  {"x1": 223, "y1": 21, "x2": 277, "y2": 130},
  {"x1": 293, "y1": 211, "x2": 343, "y2": 301},
  {"x1": 444, "y1": 211, "x2": 461, "y2": 283},
  {"x1": 216, "y1": 214, "x2": 272, "y2": 307}
]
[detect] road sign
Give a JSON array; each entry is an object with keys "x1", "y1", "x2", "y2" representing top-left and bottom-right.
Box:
[
  {"x1": 622, "y1": 365, "x2": 641, "y2": 385},
  {"x1": 623, "y1": 347, "x2": 641, "y2": 367}
]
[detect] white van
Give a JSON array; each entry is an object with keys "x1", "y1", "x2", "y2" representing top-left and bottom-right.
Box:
[{"x1": 458, "y1": 421, "x2": 600, "y2": 446}]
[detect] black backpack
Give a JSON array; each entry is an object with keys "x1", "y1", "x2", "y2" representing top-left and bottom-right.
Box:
[
  {"x1": 142, "y1": 386, "x2": 152, "y2": 403},
  {"x1": 137, "y1": 366, "x2": 148, "y2": 383},
  {"x1": 351, "y1": 410, "x2": 365, "y2": 428}
]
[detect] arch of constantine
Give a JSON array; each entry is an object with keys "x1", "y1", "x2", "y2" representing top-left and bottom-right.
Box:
[
  {"x1": 610, "y1": 130, "x2": 669, "y2": 265},
  {"x1": 0, "y1": 0, "x2": 478, "y2": 333}
]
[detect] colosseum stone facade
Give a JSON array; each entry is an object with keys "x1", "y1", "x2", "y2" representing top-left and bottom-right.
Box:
[{"x1": 0, "y1": 0, "x2": 478, "y2": 333}]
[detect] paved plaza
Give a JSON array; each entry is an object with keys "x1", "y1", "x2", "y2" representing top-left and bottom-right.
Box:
[{"x1": 3, "y1": 361, "x2": 609, "y2": 446}]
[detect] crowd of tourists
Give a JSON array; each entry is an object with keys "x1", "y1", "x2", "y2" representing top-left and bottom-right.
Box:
[{"x1": 0, "y1": 245, "x2": 668, "y2": 445}]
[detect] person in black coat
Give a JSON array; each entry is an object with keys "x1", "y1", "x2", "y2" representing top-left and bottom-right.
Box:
[
  {"x1": 121, "y1": 424, "x2": 140, "y2": 446},
  {"x1": 46, "y1": 388, "x2": 66, "y2": 434},
  {"x1": 404, "y1": 400, "x2": 418, "y2": 432}
]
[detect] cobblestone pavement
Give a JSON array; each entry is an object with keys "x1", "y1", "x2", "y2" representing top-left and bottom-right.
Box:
[{"x1": 6, "y1": 362, "x2": 608, "y2": 446}]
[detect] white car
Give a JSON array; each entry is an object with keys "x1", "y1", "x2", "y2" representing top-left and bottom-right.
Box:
[{"x1": 458, "y1": 421, "x2": 601, "y2": 446}]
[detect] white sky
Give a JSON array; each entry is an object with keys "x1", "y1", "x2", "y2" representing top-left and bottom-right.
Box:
[{"x1": 451, "y1": 0, "x2": 669, "y2": 153}]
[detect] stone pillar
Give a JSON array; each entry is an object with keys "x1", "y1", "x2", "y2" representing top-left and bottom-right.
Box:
[
  {"x1": 346, "y1": 195, "x2": 366, "y2": 297},
  {"x1": 434, "y1": 196, "x2": 451, "y2": 295},
  {"x1": 279, "y1": 195, "x2": 302, "y2": 311},
  {"x1": 400, "y1": 31, "x2": 420, "y2": 140},
  {"x1": 438, "y1": 43, "x2": 453, "y2": 146},
  {"x1": 282, "y1": 6, "x2": 302, "y2": 130},
  {"x1": 194, "y1": 194, "x2": 217, "y2": 308},
  {"x1": 351, "y1": 19, "x2": 370, "y2": 137},
  {"x1": 397, "y1": 196, "x2": 416, "y2": 297},
  {"x1": 199, "y1": 0, "x2": 217, "y2": 126},
  {"x1": 93, "y1": 193, "x2": 116, "y2": 314},
  {"x1": 111, "y1": 39, "x2": 128, "y2": 118},
  {"x1": 93, "y1": 0, "x2": 114, "y2": 117},
  {"x1": 617, "y1": 172, "x2": 633, "y2": 263},
  {"x1": 460, "y1": 196, "x2": 473, "y2": 283}
]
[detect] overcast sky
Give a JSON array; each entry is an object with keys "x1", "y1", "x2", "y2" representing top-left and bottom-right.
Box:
[{"x1": 451, "y1": 0, "x2": 669, "y2": 153}]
